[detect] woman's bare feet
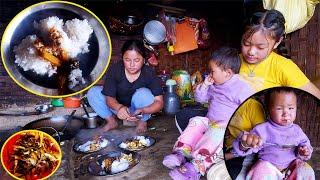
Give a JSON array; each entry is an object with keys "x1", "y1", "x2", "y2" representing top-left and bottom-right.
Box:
[
  {"x1": 135, "y1": 120, "x2": 147, "y2": 133},
  {"x1": 102, "y1": 116, "x2": 118, "y2": 131}
]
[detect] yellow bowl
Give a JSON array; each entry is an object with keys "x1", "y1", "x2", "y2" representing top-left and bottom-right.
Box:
[{"x1": 1, "y1": 130, "x2": 62, "y2": 180}]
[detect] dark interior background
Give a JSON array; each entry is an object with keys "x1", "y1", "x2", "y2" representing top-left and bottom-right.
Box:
[{"x1": 0, "y1": 0, "x2": 254, "y2": 106}]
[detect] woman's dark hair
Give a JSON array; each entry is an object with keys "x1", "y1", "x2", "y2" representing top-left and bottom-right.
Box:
[
  {"x1": 243, "y1": 9, "x2": 286, "y2": 42},
  {"x1": 210, "y1": 46, "x2": 240, "y2": 74},
  {"x1": 121, "y1": 39, "x2": 146, "y2": 59}
]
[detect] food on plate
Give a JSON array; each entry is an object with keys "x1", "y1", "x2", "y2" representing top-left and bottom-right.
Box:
[
  {"x1": 1, "y1": 130, "x2": 61, "y2": 180},
  {"x1": 76, "y1": 136, "x2": 109, "y2": 153},
  {"x1": 13, "y1": 16, "x2": 92, "y2": 91},
  {"x1": 101, "y1": 153, "x2": 135, "y2": 174},
  {"x1": 119, "y1": 136, "x2": 151, "y2": 150}
]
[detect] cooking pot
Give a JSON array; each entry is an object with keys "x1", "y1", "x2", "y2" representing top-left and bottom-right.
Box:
[{"x1": 82, "y1": 113, "x2": 105, "y2": 129}]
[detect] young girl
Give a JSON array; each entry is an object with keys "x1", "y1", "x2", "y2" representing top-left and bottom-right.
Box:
[
  {"x1": 233, "y1": 87, "x2": 315, "y2": 179},
  {"x1": 162, "y1": 47, "x2": 254, "y2": 179},
  {"x1": 221, "y1": 9, "x2": 320, "y2": 179},
  {"x1": 238, "y1": 10, "x2": 320, "y2": 98}
]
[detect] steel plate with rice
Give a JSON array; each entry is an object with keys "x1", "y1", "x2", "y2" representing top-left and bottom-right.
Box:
[
  {"x1": 73, "y1": 135, "x2": 110, "y2": 154},
  {"x1": 88, "y1": 151, "x2": 140, "y2": 176},
  {"x1": 1, "y1": 1, "x2": 111, "y2": 97},
  {"x1": 118, "y1": 135, "x2": 156, "y2": 152}
]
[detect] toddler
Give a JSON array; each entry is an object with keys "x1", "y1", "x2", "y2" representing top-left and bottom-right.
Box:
[
  {"x1": 163, "y1": 47, "x2": 254, "y2": 179},
  {"x1": 233, "y1": 87, "x2": 315, "y2": 179}
]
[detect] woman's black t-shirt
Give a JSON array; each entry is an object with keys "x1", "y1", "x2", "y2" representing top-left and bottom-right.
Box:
[{"x1": 102, "y1": 62, "x2": 163, "y2": 106}]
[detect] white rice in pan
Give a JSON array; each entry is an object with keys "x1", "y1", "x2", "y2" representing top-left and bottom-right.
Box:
[
  {"x1": 14, "y1": 16, "x2": 93, "y2": 78},
  {"x1": 13, "y1": 35, "x2": 57, "y2": 77}
]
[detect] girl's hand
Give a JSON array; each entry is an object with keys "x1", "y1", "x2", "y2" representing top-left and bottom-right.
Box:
[
  {"x1": 298, "y1": 145, "x2": 310, "y2": 157},
  {"x1": 240, "y1": 132, "x2": 263, "y2": 150},
  {"x1": 203, "y1": 73, "x2": 214, "y2": 86},
  {"x1": 117, "y1": 106, "x2": 131, "y2": 120}
]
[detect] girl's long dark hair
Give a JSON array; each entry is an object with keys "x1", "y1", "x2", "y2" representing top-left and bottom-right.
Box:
[{"x1": 243, "y1": 10, "x2": 290, "y2": 58}]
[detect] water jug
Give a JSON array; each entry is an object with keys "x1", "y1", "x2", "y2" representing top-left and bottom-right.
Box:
[{"x1": 164, "y1": 79, "x2": 180, "y2": 116}]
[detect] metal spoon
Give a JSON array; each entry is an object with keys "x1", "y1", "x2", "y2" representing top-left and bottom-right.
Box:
[
  {"x1": 134, "y1": 113, "x2": 143, "y2": 119},
  {"x1": 264, "y1": 142, "x2": 296, "y2": 149},
  {"x1": 81, "y1": 101, "x2": 90, "y2": 118},
  {"x1": 61, "y1": 110, "x2": 77, "y2": 133},
  {"x1": 126, "y1": 108, "x2": 143, "y2": 119}
]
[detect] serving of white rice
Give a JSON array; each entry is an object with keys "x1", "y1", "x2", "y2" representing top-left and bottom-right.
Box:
[
  {"x1": 13, "y1": 35, "x2": 57, "y2": 77},
  {"x1": 68, "y1": 68, "x2": 86, "y2": 89},
  {"x1": 14, "y1": 16, "x2": 93, "y2": 82}
]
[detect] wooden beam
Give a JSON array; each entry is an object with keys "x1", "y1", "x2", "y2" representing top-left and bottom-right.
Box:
[{"x1": 147, "y1": 3, "x2": 186, "y2": 14}]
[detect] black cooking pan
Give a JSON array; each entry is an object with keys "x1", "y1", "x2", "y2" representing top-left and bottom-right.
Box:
[{"x1": 23, "y1": 114, "x2": 84, "y2": 141}]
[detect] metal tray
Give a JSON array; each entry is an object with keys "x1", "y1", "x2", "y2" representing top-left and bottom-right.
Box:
[
  {"x1": 73, "y1": 136, "x2": 110, "y2": 154},
  {"x1": 87, "y1": 151, "x2": 140, "y2": 176},
  {"x1": 118, "y1": 135, "x2": 156, "y2": 152}
]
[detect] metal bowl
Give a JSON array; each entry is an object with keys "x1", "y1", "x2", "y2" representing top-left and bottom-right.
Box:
[
  {"x1": 1, "y1": 1, "x2": 111, "y2": 97},
  {"x1": 35, "y1": 104, "x2": 54, "y2": 114},
  {"x1": 123, "y1": 15, "x2": 141, "y2": 25},
  {"x1": 82, "y1": 113, "x2": 105, "y2": 129}
]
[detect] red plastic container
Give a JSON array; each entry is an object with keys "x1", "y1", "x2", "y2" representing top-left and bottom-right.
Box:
[{"x1": 63, "y1": 97, "x2": 81, "y2": 108}]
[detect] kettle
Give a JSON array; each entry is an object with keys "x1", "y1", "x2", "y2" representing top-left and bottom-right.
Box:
[{"x1": 164, "y1": 79, "x2": 180, "y2": 116}]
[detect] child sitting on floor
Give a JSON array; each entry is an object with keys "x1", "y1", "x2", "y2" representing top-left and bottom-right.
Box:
[
  {"x1": 162, "y1": 47, "x2": 254, "y2": 179},
  {"x1": 233, "y1": 87, "x2": 315, "y2": 179}
]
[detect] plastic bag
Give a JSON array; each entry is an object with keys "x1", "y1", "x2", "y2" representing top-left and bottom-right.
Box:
[{"x1": 263, "y1": 0, "x2": 319, "y2": 34}]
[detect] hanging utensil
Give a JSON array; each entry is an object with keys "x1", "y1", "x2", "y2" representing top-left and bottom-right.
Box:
[
  {"x1": 143, "y1": 42, "x2": 160, "y2": 56},
  {"x1": 143, "y1": 20, "x2": 166, "y2": 45}
]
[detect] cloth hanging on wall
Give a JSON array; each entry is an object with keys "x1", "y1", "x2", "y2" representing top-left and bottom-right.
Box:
[
  {"x1": 173, "y1": 18, "x2": 198, "y2": 54},
  {"x1": 263, "y1": 0, "x2": 320, "y2": 34}
]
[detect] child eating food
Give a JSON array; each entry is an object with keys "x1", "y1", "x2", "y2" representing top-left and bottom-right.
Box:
[
  {"x1": 163, "y1": 47, "x2": 254, "y2": 179},
  {"x1": 233, "y1": 87, "x2": 315, "y2": 179}
]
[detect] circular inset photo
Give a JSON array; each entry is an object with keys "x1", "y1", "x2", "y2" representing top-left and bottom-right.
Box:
[
  {"x1": 1, "y1": 1, "x2": 111, "y2": 97},
  {"x1": 1, "y1": 130, "x2": 62, "y2": 180},
  {"x1": 223, "y1": 87, "x2": 319, "y2": 179}
]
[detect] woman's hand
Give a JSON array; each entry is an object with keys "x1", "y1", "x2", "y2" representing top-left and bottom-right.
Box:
[
  {"x1": 116, "y1": 106, "x2": 131, "y2": 120},
  {"x1": 126, "y1": 108, "x2": 144, "y2": 122},
  {"x1": 240, "y1": 132, "x2": 263, "y2": 151}
]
